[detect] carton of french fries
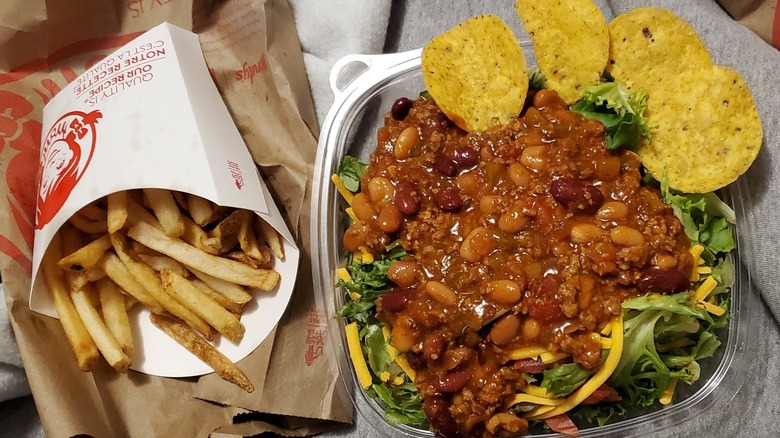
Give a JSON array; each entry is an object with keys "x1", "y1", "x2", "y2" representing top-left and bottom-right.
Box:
[{"x1": 28, "y1": 22, "x2": 300, "y2": 392}]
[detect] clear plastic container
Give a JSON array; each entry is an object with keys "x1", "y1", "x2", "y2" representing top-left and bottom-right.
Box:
[{"x1": 310, "y1": 45, "x2": 758, "y2": 437}]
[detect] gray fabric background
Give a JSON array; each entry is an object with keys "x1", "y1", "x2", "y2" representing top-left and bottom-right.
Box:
[{"x1": 0, "y1": 0, "x2": 777, "y2": 436}]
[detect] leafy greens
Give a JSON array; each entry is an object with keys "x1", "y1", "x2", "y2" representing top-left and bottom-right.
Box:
[{"x1": 570, "y1": 81, "x2": 651, "y2": 151}]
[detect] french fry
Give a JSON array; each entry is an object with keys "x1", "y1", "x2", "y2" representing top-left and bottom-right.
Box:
[
  {"x1": 60, "y1": 224, "x2": 89, "y2": 292},
  {"x1": 107, "y1": 191, "x2": 128, "y2": 233},
  {"x1": 225, "y1": 251, "x2": 264, "y2": 269},
  {"x1": 126, "y1": 192, "x2": 162, "y2": 229},
  {"x1": 124, "y1": 294, "x2": 138, "y2": 311},
  {"x1": 144, "y1": 189, "x2": 185, "y2": 237},
  {"x1": 149, "y1": 314, "x2": 254, "y2": 392},
  {"x1": 188, "y1": 268, "x2": 252, "y2": 305},
  {"x1": 190, "y1": 278, "x2": 243, "y2": 313},
  {"x1": 172, "y1": 191, "x2": 188, "y2": 210},
  {"x1": 85, "y1": 265, "x2": 107, "y2": 282},
  {"x1": 161, "y1": 270, "x2": 245, "y2": 341},
  {"x1": 208, "y1": 210, "x2": 243, "y2": 248},
  {"x1": 136, "y1": 252, "x2": 190, "y2": 278},
  {"x1": 71, "y1": 283, "x2": 131, "y2": 371},
  {"x1": 129, "y1": 221, "x2": 280, "y2": 290},
  {"x1": 58, "y1": 233, "x2": 112, "y2": 271},
  {"x1": 109, "y1": 231, "x2": 214, "y2": 340},
  {"x1": 69, "y1": 212, "x2": 108, "y2": 234},
  {"x1": 97, "y1": 277, "x2": 134, "y2": 356},
  {"x1": 42, "y1": 232, "x2": 99, "y2": 371},
  {"x1": 99, "y1": 253, "x2": 165, "y2": 314},
  {"x1": 257, "y1": 217, "x2": 284, "y2": 260},
  {"x1": 78, "y1": 203, "x2": 107, "y2": 222},
  {"x1": 182, "y1": 215, "x2": 221, "y2": 255},
  {"x1": 186, "y1": 193, "x2": 214, "y2": 226},
  {"x1": 237, "y1": 211, "x2": 270, "y2": 264}
]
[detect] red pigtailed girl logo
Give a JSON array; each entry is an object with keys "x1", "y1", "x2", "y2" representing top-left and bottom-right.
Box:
[{"x1": 35, "y1": 110, "x2": 103, "y2": 229}]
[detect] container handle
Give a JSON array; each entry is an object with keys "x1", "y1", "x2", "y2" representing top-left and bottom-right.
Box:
[
  {"x1": 328, "y1": 50, "x2": 423, "y2": 99},
  {"x1": 328, "y1": 54, "x2": 372, "y2": 98}
]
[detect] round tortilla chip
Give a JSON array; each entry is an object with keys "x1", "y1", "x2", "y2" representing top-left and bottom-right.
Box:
[
  {"x1": 515, "y1": 0, "x2": 609, "y2": 104},
  {"x1": 608, "y1": 8, "x2": 712, "y2": 94},
  {"x1": 421, "y1": 15, "x2": 528, "y2": 132},
  {"x1": 639, "y1": 66, "x2": 762, "y2": 193}
]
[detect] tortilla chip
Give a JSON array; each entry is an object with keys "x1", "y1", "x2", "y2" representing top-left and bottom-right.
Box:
[
  {"x1": 639, "y1": 66, "x2": 762, "y2": 193},
  {"x1": 607, "y1": 7, "x2": 712, "y2": 94},
  {"x1": 421, "y1": 15, "x2": 528, "y2": 132},
  {"x1": 515, "y1": 0, "x2": 609, "y2": 104}
]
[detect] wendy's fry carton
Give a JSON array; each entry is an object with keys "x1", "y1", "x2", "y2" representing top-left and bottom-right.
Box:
[{"x1": 29, "y1": 22, "x2": 300, "y2": 377}]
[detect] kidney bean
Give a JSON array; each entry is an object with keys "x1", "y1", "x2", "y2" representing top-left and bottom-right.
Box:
[
  {"x1": 435, "y1": 370, "x2": 470, "y2": 393},
  {"x1": 637, "y1": 269, "x2": 691, "y2": 293},
  {"x1": 423, "y1": 395, "x2": 460, "y2": 438},
  {"x1": 550, "y1": 177, "x2": 604, "y2": 214},
  {"x1": 477, "y1": 341, "x2": 489, "y2": 365},
  {"x1": 423, "y1": 332, "x2": 446, "y2": 361},
  {"x1": 434, "y1": 154, "x2": 458, "y2": 177},
  {"x1": 379, "y1": 287, "x2": 416, "y2": 313},
  {"x1": 433, "y1": 112, "x2": 453, "y2": 129},
  {"x1": 434, "y1": 187, "x2": 463, "y2": 212},
  {"x1": 391, "y1": 97, "x2": 413, "y2": 120},
  {"x1": 394, "y1": 180, "x2": 421, "y2": 215},
  {"x1": 452, "y1": 146, "x2": 479, "y2": 170},
  {"x1": 513, "y1": 358, "x2": 547, "y2": 374}
]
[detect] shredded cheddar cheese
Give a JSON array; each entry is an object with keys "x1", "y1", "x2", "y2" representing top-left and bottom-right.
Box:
[
  {"x1": 336, "y1": 268, "x2": 351, "y2": 283},
  {"x1": 507, "y1": 392, "x2": 565, "y2": 408},
  {"x1": 694, "y1": 276, "x2": 718, "y2": 301},
  {"x1": 698, "y1": 300, "x2": 726, "y2": 317},
  {"x1": 525, "y1": 316, "x2": 624, "y2": 420},
  {"x1": 521, "y1": 385, "x2": 555, "y2": 399},
  {"x1": 659, "y1": 378, "x2": 678, "y2": 405},
  {"x1": 331, "y1": 174, "x2": 354, "y2": 205},
  {"x1": 540, "y1": 351, "x2": 569, "y2": 364},
  {"x1": 382, "y1": 325, "x2": 416, "y2": 381},
  {"x1": 508, "y1": 347, "x2": 549, "y2": 360},
  {"x1": 345, "y1": 322, "x2": 372, "y2": 389}
]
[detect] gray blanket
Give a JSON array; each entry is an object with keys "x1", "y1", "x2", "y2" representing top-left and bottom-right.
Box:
[{"x1": 1, "y1": 0, "x2": 778, "y2": 437}]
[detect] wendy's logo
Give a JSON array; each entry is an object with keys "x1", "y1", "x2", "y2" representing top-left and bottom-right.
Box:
[{"x1": 36, "y1": 110, "x2": 102, "y2": 229}]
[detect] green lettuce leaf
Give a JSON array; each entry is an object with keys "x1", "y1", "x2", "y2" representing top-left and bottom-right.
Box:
[
  {"x1": 570, "y1": 81, "x2": 650, "y2": 151},
  {"x1": 337, "y1": 155, "x2": 368, "y2": 193},
  {"x1": 541, "y1": 363, "x2": 591, "y2": 397},
  {"x1": 660, "y1": 175, "x2": 735, "y2": 258}
]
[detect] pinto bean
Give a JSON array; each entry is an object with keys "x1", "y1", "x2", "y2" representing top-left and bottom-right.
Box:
[
  {"x1": 551, "y1": 177, "x2": 604, "y2": 214},
  {"x1": 394, "y1": 127, "x2": 420, "y2": 159},
  {"x1": 426, "y1": 281, "x2": 458, "y2": 306},
  {"x1": 434, "y1": 370, "x2": 470, "y2": 393},
  {"x1": 387, "y1": 260, "x2": 421, "y2": 287},
  {"x1": 637, "y1": 269, "x2": 691, "y2": 293},
  {"x1": 377, "y1": 203, "x2": 403, "y2": 233},
  {"x1": 490, "y1": 314, "x2": 520, "y2": 346},
  {"x1": 486, "y1": 280, "x2": 523, "y2": 305},
  {"x1": 394, "y1": 180, "x2": 421, "y2": 215}
]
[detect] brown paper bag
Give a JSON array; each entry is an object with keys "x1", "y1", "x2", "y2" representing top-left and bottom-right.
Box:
[
  {"x1": 0, "y1": 0, "x2": 351, "y2": 436},
  {"x1": 717, "y1": 0, "x2": 780, "y2": 49}
]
